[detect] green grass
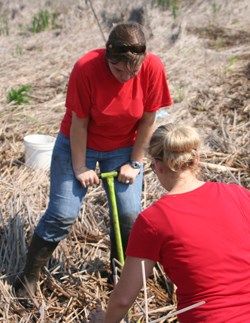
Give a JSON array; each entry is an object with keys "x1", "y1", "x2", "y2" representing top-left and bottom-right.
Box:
[
  {"x1": 154, "y1": 0, "x2": 180, "y2": 19},
  {"x1": 227, "y1": 56, "x2": 240, "y2": 68},
  {"x1": 0, "y1": 13, "x2": 9, "y2": 35},
  {"x1": 211, "y1": 1, "x2": 220, "y2": 16},
  {"x1": 175, "y1": 86, "x2": 184, "y2": 103},
  {"x1": 7, "y1": 85, "x2": 32, "y2": 105},
  {"x1": 14, "y1": 45, "x2": 23, "y2": 56},
  {"x1": 31, "y1": 9, "x2": 59, "y2": 33}
]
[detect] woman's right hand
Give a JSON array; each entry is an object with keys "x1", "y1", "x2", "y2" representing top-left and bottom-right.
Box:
[{"x1": 74, "y1": 166, "x2": 100, "y2": 188}]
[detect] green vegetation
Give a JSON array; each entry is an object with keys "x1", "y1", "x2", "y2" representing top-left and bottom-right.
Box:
[
  {"x1": 7, "y1": 85, "x2": 32, "y2": 105},
  {"x1": 0, "y1": 13, "x2": 9, "y2": 35},
  {"x1": 214, "y1": 37, "x2": 225, "y2": 49},
  {"x1": 31, "y1": 9, "x2": 59, "y2": 33},
  {"x1": 227, "y1": 56, "x2": 239, "y2": 67},
  {"x1": 154, "y1": 0, "x2": 180, "y2": 19},
  {"x1": 14, "y1": 45, "x2": 23, "y2": 56},
  {"x1": 225, "y1": 56, "x2": 240, "y2": 73},
  {"x1": 211, "y1": 1, "x2": 220, "y2": 16},
  {"x1": 175, "y1": 86, "x2": 184, "y2": 103},
  {"x1": 171, "y1": 82, "x2": 185, "y2": 103},
  {"x1": 171, "y1": 81, "x2": 185, "y2": 103}
]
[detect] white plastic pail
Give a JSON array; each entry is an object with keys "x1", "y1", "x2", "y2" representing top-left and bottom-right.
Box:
[{"x1": 23, "y1": 134, "x2": 56, "y2": 171}]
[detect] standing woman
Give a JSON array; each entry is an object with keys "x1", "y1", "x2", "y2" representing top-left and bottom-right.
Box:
[
  {"x1": 92, "y1": 123, "x2": 250, "y2": 323},
  {"x1": 14, "y1": 22, "x2": 172, "y2": 301}
]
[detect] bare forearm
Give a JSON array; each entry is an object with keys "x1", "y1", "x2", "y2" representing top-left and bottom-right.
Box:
[
  {"x1": 104, "y1": 294, "x2": 132, "y2": 323},
  {"x1": 104, "y1": 258, "x2": 155, "y2": 323},
  {"x1": 118, "y1": 112, "x2": 156, "y2": 183},
  {"x1": 69, "y1": 113, "x2": 99, "y2": 187},
  {"x1": 88, "y1": 258, "x2": 155, "y2": 323},
  {"x1": 70, "y1": 125, "x2": 87, "y2": 172},
  {"x1": 70, "y1": 112, "x2": 89, "y2": 172},
  {"x1": 131, "y1": 112, "x2": 156, "y2": 162}
]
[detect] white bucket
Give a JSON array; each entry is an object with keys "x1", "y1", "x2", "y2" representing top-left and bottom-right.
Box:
[{"x1": 23, "y1": 134, "x2": 56, "y2": 171}]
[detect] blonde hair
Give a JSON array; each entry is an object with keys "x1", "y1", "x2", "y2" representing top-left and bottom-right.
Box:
[{"x1": 148, "y1": 124, "x2": 201, "y2": 172}]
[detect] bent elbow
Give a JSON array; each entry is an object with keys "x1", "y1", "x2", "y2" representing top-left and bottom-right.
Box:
[
  {"x1": 117, "y1": 296, "x2": 132, "y2": 308},
  {"x1": 111, "y1": 292, "x2": 134, "y2": 309}
]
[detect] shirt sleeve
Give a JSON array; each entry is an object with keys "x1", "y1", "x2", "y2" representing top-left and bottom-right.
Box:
[
  {"x1": 234, "y1": 185, "x2": 250, "y2": 229},
  {"x1": 65, "y1": 60, "x2": 92, "y2": 118},
  {"x1": 126, "y1": 213, "x2": 162, "y2": 262},
  {"x1": 143, "y1": 53, "x2": 172, "y2": 112}
]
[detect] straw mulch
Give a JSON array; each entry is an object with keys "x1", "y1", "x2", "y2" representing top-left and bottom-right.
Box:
[{"x1": 0, "y1": 0, "x2": 249, "y2": 322}]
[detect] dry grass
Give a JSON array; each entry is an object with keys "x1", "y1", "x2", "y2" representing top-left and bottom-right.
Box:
[{"x1": 0, "y1": 0, "x2": 249, "y2": 322}]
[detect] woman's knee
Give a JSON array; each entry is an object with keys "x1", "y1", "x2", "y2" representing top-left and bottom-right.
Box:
[
  {"x1": 35, "y1": 210, "x2": 78, "y2": 241},
  {"x1": 116, "y1": 212, "x2": 137, "y2": 236}
]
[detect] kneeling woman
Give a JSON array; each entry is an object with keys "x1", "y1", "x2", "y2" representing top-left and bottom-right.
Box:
[{"x1": 96, "y1": 123, "x2": 250, "y2": 323}]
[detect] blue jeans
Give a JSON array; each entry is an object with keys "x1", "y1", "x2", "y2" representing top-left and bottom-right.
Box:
[{"x1": 35, "y1": 132, "x2": 143, "y2": 254}]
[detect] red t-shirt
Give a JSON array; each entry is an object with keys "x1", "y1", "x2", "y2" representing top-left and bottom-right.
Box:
[
  {"x1": 60, "y1": 49, "x2": 172, "y2": 151},
  {"x1": 127, "y1": 182, "x2": 250, "y2": 323}
]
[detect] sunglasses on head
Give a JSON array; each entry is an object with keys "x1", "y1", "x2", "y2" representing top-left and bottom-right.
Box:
[{"x1": 107, "y1": 43, "x2": 146, "y2": 54}]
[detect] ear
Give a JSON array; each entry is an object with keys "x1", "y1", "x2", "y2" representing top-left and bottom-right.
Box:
[
  {"x1": 194, "y1": 153, "x2": 200, "y2": 166},
  {"x1": 155, "y1": 159, "x2": 164, "y2": 174}
]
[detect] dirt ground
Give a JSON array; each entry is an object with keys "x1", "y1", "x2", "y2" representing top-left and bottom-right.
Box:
[{"x1": 0, "y1": 0, "x2": 249, "y2": 322}]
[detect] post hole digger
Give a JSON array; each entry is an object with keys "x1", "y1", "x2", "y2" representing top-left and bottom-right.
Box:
[
  {"x1": 100, "y1": 171, "x2": 131, "y2": 323},
  {"x1": 100, "y1": 171, "x2": 125, "y2": 283}
]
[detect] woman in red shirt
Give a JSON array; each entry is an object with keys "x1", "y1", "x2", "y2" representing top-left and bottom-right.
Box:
[
  {"x1": 14, "y1": 22, "x2": 172, "y2": 304},
  {"x1": 92, "y1": 123, "x2": 250, "y2": 323}
]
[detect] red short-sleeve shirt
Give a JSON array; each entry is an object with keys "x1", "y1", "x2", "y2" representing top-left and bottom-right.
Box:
[
  {"x1": 127, "y1": 182, "x2": 250, "y2": 322},
  {"x1": 60, "y1": 49, "x2": 172, "y2": 151}
]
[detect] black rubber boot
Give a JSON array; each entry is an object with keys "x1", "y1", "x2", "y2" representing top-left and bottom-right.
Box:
[{"x1": 13, "y1": 233, "x2": 59, "y2": 307}]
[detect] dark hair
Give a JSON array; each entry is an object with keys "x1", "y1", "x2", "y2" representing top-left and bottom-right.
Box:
[{"x1": 106, "y1": 22, "x2": 146, "y2": 73}]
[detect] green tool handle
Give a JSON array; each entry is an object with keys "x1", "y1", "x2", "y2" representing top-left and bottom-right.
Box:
[
  {"x1": 100, "y1": 171, "x2": 118, "y2": 179},
  {"x1": 101, "y1": 171, "x2": 124, "y2": 265}
]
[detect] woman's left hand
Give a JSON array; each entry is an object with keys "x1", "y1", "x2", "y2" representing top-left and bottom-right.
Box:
[
  {"x1": 118, "y1": 163, "x2": 140, "y2": 185},
  {"x1": 88, "y1": 305, "x2": 105, "y2": 323}
]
